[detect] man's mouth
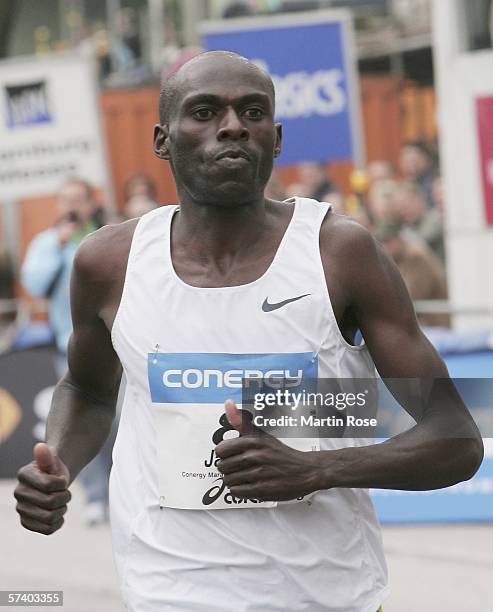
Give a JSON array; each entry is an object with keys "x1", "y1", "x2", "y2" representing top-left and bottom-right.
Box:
[{"x1": 215, "y1": 148, "x2": 250, "y2": 161}]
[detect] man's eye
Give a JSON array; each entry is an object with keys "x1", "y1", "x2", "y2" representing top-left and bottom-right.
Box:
[
  {"x1": 244, "y1": 108, "x2": 263, "y2": 119},
  {"x1": 192, "y1": 109, "x2": 214, "y2": 120}
]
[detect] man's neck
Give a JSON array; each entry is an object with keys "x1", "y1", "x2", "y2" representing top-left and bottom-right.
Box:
[{"x1": 172, "y1": 195, "x2": 274, "y2": 262}]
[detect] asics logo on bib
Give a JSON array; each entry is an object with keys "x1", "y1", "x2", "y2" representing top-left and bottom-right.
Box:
[{"x1": 148, "y1": 352, "x2": 318, "y2": 403}]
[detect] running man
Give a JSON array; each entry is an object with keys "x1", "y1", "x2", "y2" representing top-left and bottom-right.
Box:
[{"x1": 14, "y1": 51, "x2": 483, "y2": 612}]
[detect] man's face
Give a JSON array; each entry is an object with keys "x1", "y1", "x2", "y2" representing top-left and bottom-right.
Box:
[{"x1": 155, "y1": 56, "x2": 281, "y2": 207}]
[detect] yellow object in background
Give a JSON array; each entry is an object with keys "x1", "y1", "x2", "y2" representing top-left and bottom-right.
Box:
[
  {"x1": 350, "y1": 168, "x2": 369, "y2": 194},
  {"x1": 0, "y1": 387, "x2": 22, "y2": 444}
]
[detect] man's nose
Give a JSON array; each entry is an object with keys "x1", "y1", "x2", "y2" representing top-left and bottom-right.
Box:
[{"x1": 217, "y1": 108, "x2": 249, "y2": 141}]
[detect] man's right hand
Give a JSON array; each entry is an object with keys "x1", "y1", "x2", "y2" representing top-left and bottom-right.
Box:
[{"x1": 14, "y1": 443, "x2": 71, "y2": 535}]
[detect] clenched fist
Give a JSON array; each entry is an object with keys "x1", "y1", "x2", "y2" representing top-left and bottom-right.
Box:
[
  {"x1": 14, "y1": 443, "x2": 71, "y2": 535},
  {"x1": 216, "y1": 400, "x2": 323, "y2": 502}
]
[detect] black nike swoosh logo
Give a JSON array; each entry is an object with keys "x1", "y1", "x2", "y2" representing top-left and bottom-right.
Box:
[{"x1": 262, "y1": 294, "x2": 311, "y2": 312}]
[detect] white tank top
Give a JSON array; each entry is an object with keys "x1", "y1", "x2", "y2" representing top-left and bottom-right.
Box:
[{"x1": 110, "y1": 198, "x2": 389, "y2": 612}]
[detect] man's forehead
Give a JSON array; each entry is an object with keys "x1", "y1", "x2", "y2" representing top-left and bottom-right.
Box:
[{"x1": 176, "y1": 55, "x2": 272, "y2": 99}]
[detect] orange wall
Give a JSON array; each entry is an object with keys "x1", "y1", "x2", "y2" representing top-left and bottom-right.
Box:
[{"x1": 100, "y1": 87, "x2": 177, "y2": 209}]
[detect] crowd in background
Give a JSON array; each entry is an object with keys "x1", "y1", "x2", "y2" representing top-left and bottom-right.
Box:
[{"x1": 269, "y1": 140, "x2": 449, "y2": 328}]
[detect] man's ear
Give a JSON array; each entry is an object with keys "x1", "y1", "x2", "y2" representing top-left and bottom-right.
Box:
[
  {"x1": 154, "y1": 124, "x2": 170, "y2": 160},
  {"x1": 274, "y1": 123, "x2": 282, "y2": 158}
]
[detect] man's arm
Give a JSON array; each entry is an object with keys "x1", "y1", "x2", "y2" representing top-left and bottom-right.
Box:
[
  {"x1": 14, "y1": 226, "x2": 126, "y2": 533},
  {"x1": 313, "y1": 220, "x2": 483, "y2": 491},
  {"x1": 44, "y1": 239, "x2": 122, "y2": 481},
  {"x1": 216, "y1": 219, "x2": 483, "y2": 501}
]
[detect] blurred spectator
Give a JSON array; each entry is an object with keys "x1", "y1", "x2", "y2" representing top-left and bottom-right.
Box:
[
  {"x1": 374, "y1": 220, "x2": 450, "y2": 328},
  {"x1": 92, "y1": 25, "x2": 113, "y2": 81},
  {"x1": 108, "y1": 8, "x2": 144, "y2": 77},
  {"x1": 123, "y1": 173, "x2": 159, "y2": 219},
  {"x1": 158, "y1": 7, "x2": 203, "y2": 81},
  {"x1": 21, "y1": 177, "x2": 105, "y2": 354},
  {"x1": 21, "y1": 177, "x2": 111, "y2": 526},
  {"x1": 124, "y1": 173, "x2": 157, "y2": 203},
  {"x1": 158, "y1": 9, "x2": 203, "y2": 82},
  {"x1": 116, "y1": 8, "x2": 142, "y2": 66},
  {"x1": 124, "y1": 195, "x2": 158, "y2": 220},
  {"x1": 93, "y1": 8, "x2": 151, "y2": 85},
  {"x1": 431, "y1": 173, "x2": 446, "y2": 215},
  {"x1": 298, "y1": 162, "x2": 334, "y2": 201},
  {"x1": 285, "y1": 182, "x2": 312, "y2": 199},
  {"x1": 367, "y1": 179, "x2": 400, "y2": 223},
  {"x1": 394, "y1": 181, "x2": 445, "y2": 261},
  {"x1": 160, "y1": 20, "x2": 183, "y2": 74},
  {"x1": 367, "y1": 160, "x2": 395, "y2": 185},
  {"x1": 399, "y1": 141, "x2": 436, "y2": 208},
  {"x1": 320, "y1": 190, "x2": 346, "y2": 215}
]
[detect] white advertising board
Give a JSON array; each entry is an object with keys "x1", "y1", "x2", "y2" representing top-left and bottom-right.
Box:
[
  {"x1": 0, "y1": 52, "x2": 111, "y2": 201},
  {"x1": 432, "y1": 1, "x2": 493, "y2": 328}
]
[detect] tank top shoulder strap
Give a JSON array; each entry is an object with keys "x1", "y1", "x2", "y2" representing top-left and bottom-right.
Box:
[
  {"x1": 111, "y1": 205, "x2": 177, "y2": 350},
  {"x1": 277, "y1": 197, "x2": 332, "y2": 270},
  {"x1": 290, "y1": 196, "x2": 332, "y2": 227},
  {"x1": 126, "y1": 204, "x2": 177, "y2": 264}
]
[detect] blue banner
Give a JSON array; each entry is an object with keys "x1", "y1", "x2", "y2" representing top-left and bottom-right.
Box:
[
  {"x1": 202, "y1": 13, "x2": 359, "y2": 165},
  {"x1": 371, "y1": 447, "x2": 493, "y2": 523},
  {"x1": 371, "y1": 350, "x2": 493, "y2": 523}
]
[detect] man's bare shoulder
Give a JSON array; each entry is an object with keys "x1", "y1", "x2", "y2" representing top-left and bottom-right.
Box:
[
  {"x1": 320, "y1": 212, "x2": 380, "y2": 269},
  {"x1": 74, "y1": 218, "x2": 139, "y2": 283},
  {"x1": 318, "y1": 211, "x2": 397, "y2": 317}
]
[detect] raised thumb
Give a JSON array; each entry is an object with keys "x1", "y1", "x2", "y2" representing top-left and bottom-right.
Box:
[
  {"x1": 224, "y1": 399, "x2": 261, "y2": 436},
  {"x1": 34, "y1": 442, "x2": 63, "y2": 476},
  {"x1": 224, "y1": 399, "x2": 243, "y2": 431}
]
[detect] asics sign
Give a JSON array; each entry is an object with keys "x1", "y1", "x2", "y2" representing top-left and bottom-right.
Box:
[
  {"x1": 254, "y1": 61, "x2": 346, "y2": 120},
  {"x1": 148, "y1": 352, "x2": 317, "y2": 403}
]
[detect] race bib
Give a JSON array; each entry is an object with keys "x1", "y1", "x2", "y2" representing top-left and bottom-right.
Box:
[{"x1": 148, "y1": 352, "x2": 319, "y2": 510}]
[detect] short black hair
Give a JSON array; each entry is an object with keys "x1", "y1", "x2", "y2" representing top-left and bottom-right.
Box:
[
  {"x1": 159, "y1": 50, "x2": 275, "y2": 125},
  {"x1": 159, "y1": 69, "x2": 181, "y2": 125}
]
